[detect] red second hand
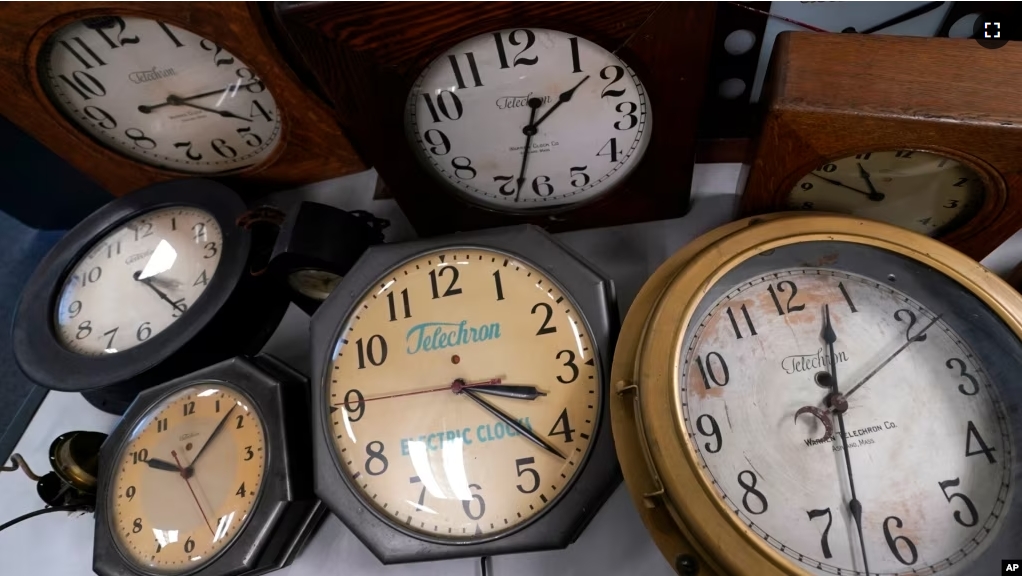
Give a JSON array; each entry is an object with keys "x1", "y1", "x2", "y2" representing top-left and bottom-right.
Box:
[
  {"x1": 360, "y1": 378, "x2": 502, "y2": 403},
  {"x1": 172, "y1": 450, "x2": 215, "y2": 536}
]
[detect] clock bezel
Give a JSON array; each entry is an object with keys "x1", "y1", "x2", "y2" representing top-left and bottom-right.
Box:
[
  {"x1": 308, "y1": 224, "x2": 620, "y2": 563},
  {"x1": 93, "y1": 355, "x2": 324, "y2": 576},
  {"x1": 14, "y1": 180, "x2": 249, "y2": 393},
  {"x1": 611, "y1": 214, "x2": 1022, "y2": 575}
]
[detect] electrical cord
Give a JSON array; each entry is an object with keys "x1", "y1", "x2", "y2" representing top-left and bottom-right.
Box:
[{"x1": 0, "y1": 505, "x2": 91, "y2": 533}]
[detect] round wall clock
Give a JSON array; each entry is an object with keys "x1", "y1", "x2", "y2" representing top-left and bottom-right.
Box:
[
  {"x1": 13, "y1": 180, "x2": 289, "y2": 414},
  {"x1": 93, "y1": 355, "x2": 323, "y2": 576},
  {"x1": 308, "y1": 225, "x2": 619, "y2": 562},
  {"x1": 405, "y1": 28, "x2": 651, "y2": 213},
  {"x1": 39, "y1": 15, "x2": 282, "y2": 175},
  {"x1": 611, "y1": 213, "x2": 1020, "y2": 576}
]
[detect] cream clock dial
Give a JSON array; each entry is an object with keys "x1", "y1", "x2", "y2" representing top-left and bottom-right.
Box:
[
  {"x1": 54, "y1": 206, "x2": 222, "y2": 356},
  {"x1": 787, "y1": 150, "x2": 984, "y2": 236},
  {"x1": 40, "y1": 16, "x2": 281, "y2": 174},
  {"x1": 108, "y1": 384, "x2": 266, "y2": 574},
  {"x1": 682, "y1": 269, "x2": 1011, "y2": 575},
  {"x1": 327, "y1": 249, "x2": 600, "y2": 540},
  {"x1": 405, "y1": 28, "x2": 651, "y2": 212}
]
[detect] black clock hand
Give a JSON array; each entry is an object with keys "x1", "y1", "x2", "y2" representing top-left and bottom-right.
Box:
[
  {"x1": 456, "y1": 383, "x2": 547, "y2": 401},
  {"x1": 854, "y1": 2, "x2": 945, "y2": 34},
  {"x1": 820, "y1": 304, "x2": 870, "y2": 575},
  {"x1": 460, "y1": 388, "x2": 565, "y2": 459},
  {"x1": 186, "y1": 404, "x2": 236, "y2": 474},
  {"x1": 529, "y1": 75, "x2": 590, "y2": 130},
  {"x1": 137, "y1": 83, "x2": 262, "y2": 113},
  {"x1": 514, "y1": 98, "x2": 543, "y2": 202},
  {"x1": 146, "y1": 458, "x2": 181, "y2": 473},
  {"x1": 167, "y1": 96, "x2": 252, "y2": 122},
  {"x1": 133, "y1": 270, "x2": 186, "y2": 314},
  {"x1": 855, "y1": 163, "x2": 886, "y2": 201},
  {"x1": 807, "y1": 173, "x2": 880, "y2": 200}
]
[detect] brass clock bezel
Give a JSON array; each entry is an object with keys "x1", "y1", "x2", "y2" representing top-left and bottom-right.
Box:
[{"x1": 610, "y1": 213, "x2": 1022, "y2": 575}]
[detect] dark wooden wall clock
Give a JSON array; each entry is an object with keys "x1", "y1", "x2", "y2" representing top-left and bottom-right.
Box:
[
  {"x1": 0, "y1": 2, "x2": 365, "y2": 196},
  {"x1": 12, "y1": 180, "x2": 289, "y2": 415},
  {"x1": 277, "y1": 2, "x2": 715, "y2": 236},
  {"x1": 308, "y1": 225, "x2": 620, "y2": 562},
  {"x1": 738, "y1": 32, "x2": 1022, "y2": 261},
  {"x1": 93, "y1": 355, "x2": 324, "y2": 576}
]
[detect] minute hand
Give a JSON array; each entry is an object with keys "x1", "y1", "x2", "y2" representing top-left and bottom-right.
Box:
[
  {"x1": 838, "y1": 314, "x2": 943, "y2": 405},
  {"x1": 530, "y1": 75, "x2": 590, "y2": 130}
]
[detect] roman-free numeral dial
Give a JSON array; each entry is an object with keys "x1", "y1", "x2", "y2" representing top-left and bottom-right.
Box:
[
  {"x1": 109, "y1": 384, "x2": 266, "y2": 574},
  {"x1": 405, "y1": 28, "x2": 651, "y2": 212},
  {"x1": 681, "y1": 269, "x2": 1011, "y2": 575},
  {"x1": 327, "y1": 249, "x2": 600, "y2": 540},
  {"x1": 40, "y1": 16, "x2": 281, "y2": 174},
  {"x1": 54, "y1": 206, "x2": 222, "y2": 355}
]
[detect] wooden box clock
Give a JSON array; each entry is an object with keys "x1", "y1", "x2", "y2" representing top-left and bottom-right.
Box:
[
  {"x1": 0, "y1": 2, "x2": 365, "y2": 196},
  {"x1": 277, "y1": 2, "x2": 715, "y2": 236},
  {"x1": 738, "y1": 32, "x2": 1022, "y2": 261}
]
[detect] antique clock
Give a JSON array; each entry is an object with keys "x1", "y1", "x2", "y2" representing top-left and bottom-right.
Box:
[
  {"x1": 611, "y1": 213, "x2": 1020, "y2": 575},
  {"x1": 738, "y1": 32, "x2": 1022, "y2": 261},
  {"x1": 0, "y1": 2, "x2": 364, "y2": 195},
  {"x1": 93, "y1": 355, "x2": 323, "y2": 576},
  {"x1": 13, "y1": 180, "x2": 289, "y2": 414},
  {"x1": 277, "y1": 2, "x2": 715, "y2": 236},
  {"x1": 308, "y1": 225, "x2": 620, "y2": 562}
]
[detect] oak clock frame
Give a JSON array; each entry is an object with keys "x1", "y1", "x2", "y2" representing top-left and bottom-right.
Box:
[
  {"x1": 738, "y1": 32, "x2": 1022, "y2": 261},
  {"x1": 308, "y1": 225, "x2": 620, "y2": 562},
  {"x1": 93, "y1": 355, "x2": 325, "y2": 576},
  {"x1": 0, "y1": 2, "x2": 364, "y2": 196},
  {"x1": 278, "y1": 2, "x2": 715, "y2": 236}
]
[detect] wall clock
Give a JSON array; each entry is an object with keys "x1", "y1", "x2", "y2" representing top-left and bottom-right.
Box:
[
  {"x1": 93, "y1": 354, "x2": 323, "y2": 576},
  {"x1": 308, "y1": 225, "x2": 619, "y2": 562},
  {"x1": 611, "y1": 213, "x2": 1021, "y2": 576},
  {"x1": 277, "y1": 2, "x2": 714, "y2": 236},
  {"x1": 738, "y1": 32, "x2": 1022, "y2": 261},
  {"x1": 12, "y1": 180, "x2": 289, "y2": 414},
  {"x1": 0, "y1": 2, "x2": 364, "y2": 196}
]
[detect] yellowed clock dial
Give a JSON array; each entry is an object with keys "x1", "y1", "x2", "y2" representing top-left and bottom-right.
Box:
[
  {"x1": 786, "y1": 150, "x2": 985, "y2": 236},
  {"x1": 109, "y1": 384, "x2": 266, "y2": 574},
  {"x1": 327, "y1": 249, "x2": 600, "y2": 541}
]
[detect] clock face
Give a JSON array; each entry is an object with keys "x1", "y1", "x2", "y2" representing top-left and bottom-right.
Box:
[
  {"x1": 40, "y1": 16, "x2": 281, "y2": 174},
  {"x1": 405, "y1": 28, "x2": 652, "y2": 213},
  {"x1": 326, "y1": 249, "x2": 601, "y2": 540},
  {"x1": 679, "y1": 258, "x2": 1012, "y2": 574},
  {"x1": 786, "y1": 150, "x2": 985, "y2": 237},
  {"x1": 108, "y1": 383, "x2": 266, "y2": 574},
  {"x1": 54, "y1": 206, "x2": 223, "y2": 356}
]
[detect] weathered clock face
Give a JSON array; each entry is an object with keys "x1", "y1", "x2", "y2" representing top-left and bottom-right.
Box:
[
  {"x1": 40, "y1": 16, "x2": 281, "y2": 174},
  {"x1": 679, "y1": 246, "x2": 1013, "y2": 575},
  {"x1": 405, "y1": 28, "x2": 652, "y2": 213},
  {"x1": 108, "y1": 383, "x2": 266, "y2": 574},
  {"x1": 786, "y1": 150, "x2": 985, "y2": 237},
  {"x1": 326, "y1": 248, "x2": 600, "y2": 541},
  {"x1": 54, "y1": 206, "x2": 222, "y2": 356}
]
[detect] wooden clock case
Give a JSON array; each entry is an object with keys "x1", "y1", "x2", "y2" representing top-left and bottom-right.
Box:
[
  {"x1": 0, "y1": 2, "x2": 365, "y2": 196},
  {"x1": 278, "y1": 1, "x2": 715, "y2": 236},
  {"x1": 738, "y1": 32, "x2": 1022, "y2": 261}
]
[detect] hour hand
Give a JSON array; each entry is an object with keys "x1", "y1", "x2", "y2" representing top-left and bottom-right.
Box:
[
  {"x1": 457, "y1": 382, "x2": 546, "y2": 400},
  {"x1": 147, "y1": 458, "x2": 180, "y2": 473}
]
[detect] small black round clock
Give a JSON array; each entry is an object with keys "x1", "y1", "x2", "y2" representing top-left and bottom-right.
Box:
[
  {"x1": 308, "y1": 225, "x2": 620, "y2": 563},
  {"x1": 12, "y1": 180, "x2": 289, "y2": 414},
  {"x1": 93, "y1": 355, "x2": 323, "y2": 576}
]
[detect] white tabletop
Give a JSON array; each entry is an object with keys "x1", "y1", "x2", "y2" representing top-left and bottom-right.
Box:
[{"x1": 3, "y1": 163, "x2": 1021, "y2": 576}]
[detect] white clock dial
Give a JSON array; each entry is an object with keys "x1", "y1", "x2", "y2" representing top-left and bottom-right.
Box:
[
  {"x1": 55, "y1": 207, "x2": 223, "y2": 355},
  {"x1": 405, "y1": 28, "x2": 652, "y2": 212},
  {"x1": 40, "y1": 16, "x2": 281, "y2": 174},
  {"x1": 681, "y1": 269, "x2": 1011, "y2": 575}
]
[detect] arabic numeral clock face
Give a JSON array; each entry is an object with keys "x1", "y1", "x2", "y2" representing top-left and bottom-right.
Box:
[
  {"x1": 40, "y1": 16, "x2": 281, "y2": 174},
  {"x1": 787, "y1": 150, "x2": 985, "y2": 237},
  {"x1": 405, "y1": 28, "x2": 651, "y2": 212},
  {"x1": 327, "y1": 249, "x2": 600, "y2": 540},
  {"x1": 108, "y1": 384, "x2": 266, "y2": 574},
  {"x1": 679, "y1": 246, "x2": 1014, "y2": 575},
  {"x1": 55, "y1": 207, "x2": 222, "y2": 356}
]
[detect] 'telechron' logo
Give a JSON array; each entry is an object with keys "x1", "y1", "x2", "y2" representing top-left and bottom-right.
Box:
[{"x1": 406, "y1": 321, "x2": 501, "y2": 354}]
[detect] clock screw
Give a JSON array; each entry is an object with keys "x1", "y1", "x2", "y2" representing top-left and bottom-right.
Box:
[
  {"x1": 451, "y1": 355, "x2": 460, "y2": 365},
  {"x1": 675, "y1": 554, "x2": 699, "y2": 575},
  {"x1": 186, "y1": 443, "x2": 194, "y2": 451},
  {"x1": 815, "y1": 371, "x2": 835, "y2": 388}
]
